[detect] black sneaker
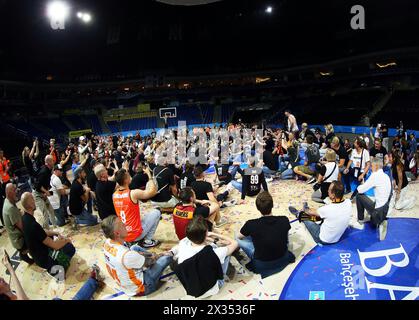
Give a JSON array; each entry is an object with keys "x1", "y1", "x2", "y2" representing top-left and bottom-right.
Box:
[
  {"x1": 19, "y1": 253, "x2": 34, "y2": 265},
  {"x1": 169, "y1": 260, "x2": 178, "y2": 272},
  {"x1": 226, "y1": 263, "x2": 236, "y2": 280},
  {"x1": 288, "y1": 206, "x2": 300, "y2": 216},
  {"x1": 232, "y1": 249, "x2": 246, "y2": 262}
]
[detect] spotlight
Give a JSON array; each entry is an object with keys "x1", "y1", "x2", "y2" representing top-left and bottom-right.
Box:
[
  {"x1": 77, "y1": 11, "x2": 92, "y2": 23},
  {"x1": 265, "y1": 6, "x2": 273, "y2": 13},
  {"x1": 47, "y1": 1, "x2": 70, "y2": 20},
  {"x1": 81, "y1": 13, "x2": 92, "y2": 23}
]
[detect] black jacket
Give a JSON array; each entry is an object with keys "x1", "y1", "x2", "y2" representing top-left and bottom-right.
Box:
[{"x1": 174, "y1": 245, "x2": 223, "y2": 297}]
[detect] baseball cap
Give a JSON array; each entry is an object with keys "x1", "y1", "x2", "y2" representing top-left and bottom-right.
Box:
[{"x1": 53, "y1": 164, "x2": 63, "y2": 171}]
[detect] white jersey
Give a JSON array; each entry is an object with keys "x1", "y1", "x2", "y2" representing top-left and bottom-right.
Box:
[
  {"x1": 48, "y1": 174, "x2": 63, "y2": 210},
  {"x1": 103, "y1": 239, "x2": 146, "y2": 296}
]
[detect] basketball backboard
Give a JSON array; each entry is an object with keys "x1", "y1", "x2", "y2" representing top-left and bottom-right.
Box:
[{"x1": 159, "y1": 107, "x2": 177, "y2": 119}]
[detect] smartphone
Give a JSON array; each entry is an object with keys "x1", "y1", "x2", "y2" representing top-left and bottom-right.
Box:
[{"x1": 4, "y1": 249, "x2": 11, "y2": 264}]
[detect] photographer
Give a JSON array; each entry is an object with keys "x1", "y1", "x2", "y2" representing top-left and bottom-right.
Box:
[
  {"x1": 311, "y1": 149, "x2": 339, "y2": 204},
  {"x1": 343, "y1": 137, "x2": 371, "y2": 190},
  {"x1": 289, "y1": 181, "x2": 351, "y2": 245}
]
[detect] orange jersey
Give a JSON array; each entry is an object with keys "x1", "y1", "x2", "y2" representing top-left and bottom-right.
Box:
[
  {"x1": 103, "y1": 239, "x2": 145, "y2": 296},
  {"x1": 0, "y1": 158, "x2": 10, "y2": 183},
  {"x1": 113, "y1": 189, "x2": 143, "y2": 242},
  {"x1": 172, "y1": 205, "x2": 195, "y2": 240}
]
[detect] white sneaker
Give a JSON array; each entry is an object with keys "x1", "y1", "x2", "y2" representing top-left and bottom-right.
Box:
[
  {"x1": 266, "y1": 177, "x2": 274, "y2": 183},
  {"x1": 350, "y1": 220, "x2": 365, "y2": 230},
  {"x1": 307, "y1": 177, "x2": 316, "y2": 184},
  {"x1": 379, "y1": 220, "x2": 388, "y2": 241},
  {"x1": 222, "y1": 199, "x2": 237, "y2": 208}
]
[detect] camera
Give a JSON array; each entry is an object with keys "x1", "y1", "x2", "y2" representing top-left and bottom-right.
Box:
[{"x1": 312, "y1": 183, "x2": 321, "y2": 191}]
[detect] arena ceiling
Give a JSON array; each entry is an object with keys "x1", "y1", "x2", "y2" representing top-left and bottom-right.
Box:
[
  {"x1": 155, "y1": 0, "x2": 223, "y2": 5},
  {"x1": 0, "y1": 0, "x2": 418, "y2": 81}
]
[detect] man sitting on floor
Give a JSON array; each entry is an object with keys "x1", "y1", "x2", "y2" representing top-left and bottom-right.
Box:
[
  {"x1": 173, "y1": 187, "x2": 219, "y2": 240},
  {"x1": 289, "y1": 181, "x2": 352, "y2": 245},
  {"x1": 231, "y1": 156, "x2": 268, "y2": 205},
  {"x1": 351, "y1": 156, "x2": 392, "y2": 241},
  {"x1": 171, "y1": 216, "x2": 238, "y2": 298},
  {"x1": 293, "y1": 135, "x2": 320, "y2": 183},
  {"x1": 236, "y1": 191, "x2": 295, "y2": 278},
  {"x1": 2, "y1": 183, "x2": 34, "y2": 264},
  {"x1": 69, "y1": 167, "x2": 98, "y2": 227},
  {"x1": 113, "y1": 167, "x2": 160, "y2": 248},
  {"x1": 21, "y1": 192, "x2": 76, "y2": 278},
  {"x1": 191, "y1": 166, "x2": 228, "y2": 227},
  {"x1": 101, "y1": 215, "x2": 173, "y2": 297},
  {"x1": 150, "y1": 155, "x2": 179, "y2": 209}
]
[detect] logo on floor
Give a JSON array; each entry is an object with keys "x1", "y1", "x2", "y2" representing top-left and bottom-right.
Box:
[{"x1": 280, "y1": 218, "x2": 419, "y2": 300}]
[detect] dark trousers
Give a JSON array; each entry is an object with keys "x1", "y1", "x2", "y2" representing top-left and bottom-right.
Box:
[
  {"x1": 251, "y1": 251, "x2": 296, "y2": 279},
  {"x1": 216, "y1": 191, "x2": 229, "y2": 202},
  {"x1": 356, "y1": 194, "x2": 389, "y2": 227},
  {"x1": 342, "y1": 172, "x2": 352, "y2": 192},
  {"x1": 46, "y1": 242, "x2": 76, "y2": 277}
]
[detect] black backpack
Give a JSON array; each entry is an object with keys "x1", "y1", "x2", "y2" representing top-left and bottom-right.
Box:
[{"x1": 306, "y1": 144, "x2": 320, "y2": 164}]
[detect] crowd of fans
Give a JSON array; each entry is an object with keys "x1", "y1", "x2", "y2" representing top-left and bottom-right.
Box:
[{"x1": 0, "y1": 110, "x2": 418, "y2": 300}]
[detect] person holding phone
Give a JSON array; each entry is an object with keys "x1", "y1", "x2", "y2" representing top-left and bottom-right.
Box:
[
  {"x1": 33, "y1": 155, "x2": 57, "y2": 229},
  {"x1": 1, "y1": 250, "x2": 104, "y2": 300},
  {"x1": 0, "y1": 250, "x2": 29, "y2": 300}
]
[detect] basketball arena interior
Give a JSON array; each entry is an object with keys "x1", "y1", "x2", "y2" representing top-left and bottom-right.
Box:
[{"x1": 0, "y1": 0, "x2": 418, "y2": 306}]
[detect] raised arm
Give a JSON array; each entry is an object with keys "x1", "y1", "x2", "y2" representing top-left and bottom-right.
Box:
[
  {"x1": 131, "y1": 166, "x2": 157, "y2": 201},
  {"x1": 2, "y1": 253, "x2": 29, "y2": 300}
]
